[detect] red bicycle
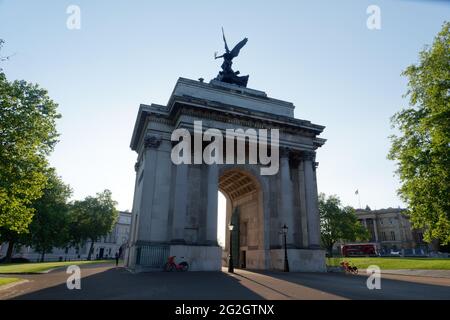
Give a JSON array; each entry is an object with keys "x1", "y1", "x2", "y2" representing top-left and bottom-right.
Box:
[
  {"x1": 164, "y1": 256, "x2": 189, "y2": 272},
  {"x1": 340, "y1": 260, "x2": 358, "y2": 274}
]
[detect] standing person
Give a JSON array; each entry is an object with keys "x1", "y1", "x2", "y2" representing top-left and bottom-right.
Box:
[{"x1": 115, "y1": 251, "x2": 119, "y2": 267}]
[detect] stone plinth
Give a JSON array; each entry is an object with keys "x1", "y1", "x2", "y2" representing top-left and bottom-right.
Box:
[
  {"x1": 269, "y1": 249, "x2": 326, "y2": 272},
  {"x1": 169, "y1": 245, "x2": 222, "y2": 271}
]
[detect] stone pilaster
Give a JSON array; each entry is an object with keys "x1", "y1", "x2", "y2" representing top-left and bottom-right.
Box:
[
  {"x1": 296, "y1": 157, "x2": 309, "y2": 248},
  {"x1": 171, "y1": 163, "x2": 188, "y2": 243},
  {"x1": 279, "y1": 148, "x2": 295, "y2": 245},
  {"x1": 303, "y1": 151, "x2": 321, "y2": 249},
  {"x1": 205, "y1": 163, "x2": 219, "y2": 245},
  {"x1": 136, "y1": 134, "x2": 161, "y2": 241}
]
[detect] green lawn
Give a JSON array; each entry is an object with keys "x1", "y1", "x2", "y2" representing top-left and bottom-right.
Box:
[
  {"x1": 0, "y1": 260, "x2": 112, "y2": 274},
  {"x1": 326, "y1": 257, "x2": 450, "y2": 270},
  {"x1": 0, "y1": 277, "x2": 21, "y2": 286}
]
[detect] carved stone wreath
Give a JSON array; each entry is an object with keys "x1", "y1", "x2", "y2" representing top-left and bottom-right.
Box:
[{"x1": 144, "y1": 134, "x2": 162, "y2": 149}]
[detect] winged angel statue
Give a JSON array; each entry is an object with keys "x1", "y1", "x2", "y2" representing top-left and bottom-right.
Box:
[{"x1": 214, "y1": 28, "x2": 249, "y2": 87}]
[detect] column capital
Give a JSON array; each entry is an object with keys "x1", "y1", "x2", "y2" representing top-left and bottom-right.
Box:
[
  {"x1": 280, "y1": 147, "x2": 291, "y2": 159},
  {"x1": 290, "y1": 151, "x2": 307, "y2": 165},
  {"x1": 301, "y1": 150, "x2": 316, "y2": 162},
  {"x1": 144, "y1": 134, "x2": 162, "y2": 149}
]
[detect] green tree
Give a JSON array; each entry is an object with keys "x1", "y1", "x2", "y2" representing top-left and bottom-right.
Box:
[
  {"x1": 388, "y1": 22, "x2": 450, "y2": 244},
  {"x1": 319, "y1": 193, "x2": 369, "y2": 257},
  {"x1": 0, "y1": 169, "x2": 71, "y2": 262},
  {"x1": 0, "y1": 43, "x2": 61, "y2": 261},
  {"x1": 69, "y1": 190, "x2": 119, "y2": 260},
  {"x1": 25, "y1": 168, "x2": 72, "y2": 262}
]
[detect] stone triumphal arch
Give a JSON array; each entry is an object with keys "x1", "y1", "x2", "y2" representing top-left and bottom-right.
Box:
[{"x1": 125, "y1": 78, "x2": 326, "y2": 272}]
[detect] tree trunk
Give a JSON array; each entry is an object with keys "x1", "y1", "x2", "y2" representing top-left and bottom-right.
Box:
[
  {"x1": 40, "y1": 251, "x2": 45, "y2": 262},
  {"x1": 87, "y1": 240, "x2": 95, "y2": 261},
  {"x1": 5, "y1": 240, "x2": 15, "y2": 263}
]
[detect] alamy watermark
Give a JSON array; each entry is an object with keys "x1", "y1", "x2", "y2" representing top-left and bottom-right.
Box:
[
  {"x1": 66, "y1": 265, "x2": 81, "y2": 290},
  {"x1": 366, "y1": 265, "x2": 381, "y2": 290},
  {"x1": 66, "y1": 5, "x2": 81, "y2": 30},
  {"x1": 170, "y1": 121, "x2": 280, "y2": 175},
  {"x1": 366, "y1": 5, "x2": 381, "y2": 30}
]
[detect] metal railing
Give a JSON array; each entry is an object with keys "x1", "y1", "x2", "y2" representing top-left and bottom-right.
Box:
[{"x1": 136, "y1": 244, "x2": 169, "y2": 268}]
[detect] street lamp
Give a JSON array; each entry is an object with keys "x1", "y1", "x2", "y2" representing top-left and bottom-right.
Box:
[
  {"x1": 281, "y1": 224, "x2": 289, "y2": 272},
  {"x1": 228, "y1": 223, "x2": 234, "y2": 273}
]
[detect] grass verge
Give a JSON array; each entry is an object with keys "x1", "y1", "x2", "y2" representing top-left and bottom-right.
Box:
[
  {"x1": 326, "y1": 257, "x2": 450, "y2": 270},
  {"x1": 0, "y1": 260, "x2": 112, "y2": 274},
  {"x1": 0, "y1": 277, "x2": 21, "y2": 287}
]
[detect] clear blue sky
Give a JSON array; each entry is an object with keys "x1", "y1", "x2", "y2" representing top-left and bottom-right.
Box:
[{"x1": 1, "y1": 0, "x2": 448, "y2": 212}]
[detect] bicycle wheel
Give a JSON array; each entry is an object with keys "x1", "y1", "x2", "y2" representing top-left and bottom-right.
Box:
[
  {"x1": 179, "y1": 261, "x2": 189, "y2": 272},
  {"x1": 164, "y1": 262, "x2": 175, "y2": 272}
]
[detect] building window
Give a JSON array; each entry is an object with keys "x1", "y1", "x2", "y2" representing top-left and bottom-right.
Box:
[
  {"x1": 381, "y1": 232, "x2": 387, "y2": 241},
  {"x1": 390, "y1": 231, "x2": 396, "y2": 241}
]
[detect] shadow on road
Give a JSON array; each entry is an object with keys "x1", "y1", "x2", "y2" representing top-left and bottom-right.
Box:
[
  {"x1": 262, "y1": 271, "x2": 450, "y2": 300},
  {"x1": 8, "y1": 265, "x2": 450, "y2": 300},
  {"x1": 12, "y1": 267, "x2": 264, "y2": 300}
]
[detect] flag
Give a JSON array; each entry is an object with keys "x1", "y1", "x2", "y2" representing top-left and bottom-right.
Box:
[{"x1": 355, "y1": 190, "x2": 359, "y2": 195}]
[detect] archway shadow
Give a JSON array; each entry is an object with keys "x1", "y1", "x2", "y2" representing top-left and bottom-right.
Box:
[
  {"x1": 247, "y1": 270, "x2": 450, "y2": 300},
  {"x1": 12, "y1": 267, "x2": 264, "y2": 300}
]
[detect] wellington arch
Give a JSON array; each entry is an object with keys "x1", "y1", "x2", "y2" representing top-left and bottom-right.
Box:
[{"x1": 125, "y1": 78, "x2": 327, "y2": 272}]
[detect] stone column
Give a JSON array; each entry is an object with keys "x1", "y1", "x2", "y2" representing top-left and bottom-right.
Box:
[
  {"x1": 205, "y1": 163, "x2": 219, "y2": 245},
  {"x1": 137, "y1": 135, "x2": 161, "y2": 240},
  {"x1": 373, "y1": 218, "x2": 379, "y2": 242},
  {"x1": 279, "y1": 148, "x2": 295, "y2": 245},
  {"x1": 129, "y1": 161, "x2": 141, "y2": 246},
  {"x1": 303, "y1": 151, "x2": 321, "y2": 249},
  {"x1": 297, "y1": 159, "x2": 309, "y2": 248},
  {"x1": 171, "y1": 163, "x2": 188, "y2": 243}
]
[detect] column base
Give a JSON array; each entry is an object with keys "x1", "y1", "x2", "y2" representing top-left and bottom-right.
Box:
[
  {"x1": 269, "y1": 248, "x2": 326, "y2": 272},
  {"x1": 169, "y1": 245, "x2": 222, "y2": 271}
]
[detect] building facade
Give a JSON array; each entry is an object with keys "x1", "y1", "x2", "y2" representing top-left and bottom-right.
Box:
[
  {"x1": 337, "y1": 208, "x2": 437, "y2": 255},
  {"x1": 0, "y1": 211, "x2": 131, "y2": 262}
]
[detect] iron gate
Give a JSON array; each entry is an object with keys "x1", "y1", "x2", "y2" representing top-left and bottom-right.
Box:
[{"x1": 136, "y1": 244, "x2": 169, "y2": 268}]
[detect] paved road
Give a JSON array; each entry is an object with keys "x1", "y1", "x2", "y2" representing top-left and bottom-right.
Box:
[
  {"x1": 376, "y1": 269, "x2": 450, "y2": 279},
  {"x1": 0, "y1": 263, "x2": 449, "y2": 300}
]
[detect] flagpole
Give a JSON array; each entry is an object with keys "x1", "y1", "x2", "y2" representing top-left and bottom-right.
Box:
[
  {"x1": 355, "y1": 189, "x2": 361, "y2": 209},
  {"x1": 358, "y1": 193, "x2": 361, "y2": 209}
]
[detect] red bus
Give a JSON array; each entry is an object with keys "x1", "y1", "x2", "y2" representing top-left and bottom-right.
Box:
[{"x1": 341, "y1": 243, "x2": 378, "y2": 257}]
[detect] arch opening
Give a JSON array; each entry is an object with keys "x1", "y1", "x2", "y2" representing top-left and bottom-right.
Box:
[{"x1": 217, "y1": 169, "x2": 264, "y2": 269}]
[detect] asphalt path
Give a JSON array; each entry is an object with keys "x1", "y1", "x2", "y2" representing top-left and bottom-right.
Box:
[{"x1": 0, "y1": 263, "x2": 449, "y2": 300}]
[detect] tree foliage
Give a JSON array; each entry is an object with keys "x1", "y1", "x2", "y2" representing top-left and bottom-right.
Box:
[
  {"x1": 0, "y1": 58, "x2": 60, "y2": 234},
  {"x1": 69, "y1": 190, "x2": 118, "y2": 260},
  {"x1": 25, "y1": 168, "x2": 72, "y2": 261},
  {"x1": 319, "y1": 193, "x2": 369, "y2": 257},
  {"x1": 388, "y1": 22, "x2": 450, "y2": 244}
]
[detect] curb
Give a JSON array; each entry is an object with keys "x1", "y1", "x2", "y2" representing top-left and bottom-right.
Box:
[
  {"x1": 362, "y1": 269, "x2": 450, "y2": 280},
  {"x1": 0, "y1": 279, "x2": 29, "y2": 291}
]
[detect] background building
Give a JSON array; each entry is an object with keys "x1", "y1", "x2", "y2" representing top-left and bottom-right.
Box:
[
  {"x1": 0, "y1": 211, "x2": 131, "y2": 262},
  {"x1": 335, "y1": 208, "x2": 438, "y2": 256}
]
